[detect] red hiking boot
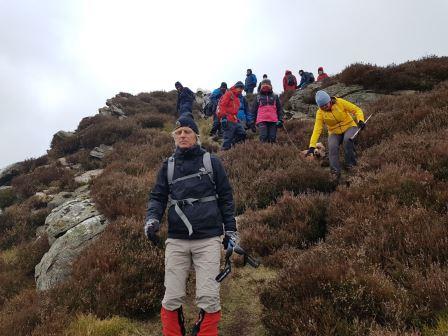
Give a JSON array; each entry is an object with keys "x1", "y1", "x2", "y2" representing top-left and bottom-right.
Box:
[
  {"x1": 191, "y1": 309, "x2": 221, "y2": 336},
  {"x1": 161, "y1": 306, "x2": 186, "y2": 336}
]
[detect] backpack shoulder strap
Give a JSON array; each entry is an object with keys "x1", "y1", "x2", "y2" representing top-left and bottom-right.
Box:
[
  {"x1": 167, "y1": 155, "x2": 175, "y2": 185},
  {"x1": 202, "y1": 152, "x2": 215, "y2": 186}
]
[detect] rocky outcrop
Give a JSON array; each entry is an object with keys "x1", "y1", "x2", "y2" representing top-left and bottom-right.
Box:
[
  {"x1": 35, "y1": 190, "x2": 108, "y2": 291},
  {"x1": 0, "y1": 162, "x2": 22, "y2": 186},
  {"x1": 74, "y1": 169, "x2": 103, "y2": 184},
  {"x1": 287, "y1": 82, "x2": 383, "y2": 119},
  {"x1": 98, "y1": 104, "x2": 126, "y2": 118},
  {"x1": 90, "y1": 144, "x2": 113, "y2": 160}
]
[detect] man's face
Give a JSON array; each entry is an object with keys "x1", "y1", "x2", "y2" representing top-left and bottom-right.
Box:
[
  {"x1": 173, "y1": 127, "x2": 197, "y2": 149},
  {"x1": 235, "y1": 87, "x2": 243, "y2": 95},
  {"x1": 246, "y1": 70, "x2": 251, "y2": 76},
  {"x1": 318, "y1": 70, "x2": 323, "y2": 75},
  {"x1": 220, "y1": 87, "x2": 226, "y2": 94},
  {"x1": 175, "y1": 85, "x2": 182, "y2": 92},
  {"x1": 321, "y1": 102, "x2": 332, "y2": 111}
]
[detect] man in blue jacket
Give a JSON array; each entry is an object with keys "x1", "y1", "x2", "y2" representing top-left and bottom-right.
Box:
[
  {"x1": 145, "y1": 114, "x2": 238, "y2": 336},
  {"x1": 175, "y1": 81, "x2": 195, "y2": 116},
  {"x1": 244, "y1": 69, "x2": 257, "y2": 94},
  {"x1": 297, "y1": 70, "x2": 315, "y2": 89},
  {"x1": 209, "y1": 82, "x2": 227, "y2": 138}
]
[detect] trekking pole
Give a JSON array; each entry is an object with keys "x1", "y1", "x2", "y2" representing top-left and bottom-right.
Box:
[
  {"x1": 349, "y1": 114, "x2": 373, "y2": 141},
  {"x1": 215, "y1": 244, "x2": 260, "y2": 283}
]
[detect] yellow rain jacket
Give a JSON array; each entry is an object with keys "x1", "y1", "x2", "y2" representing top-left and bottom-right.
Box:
[{"x1": 309, "y1": 98, "x2": 365, "y2": 148}]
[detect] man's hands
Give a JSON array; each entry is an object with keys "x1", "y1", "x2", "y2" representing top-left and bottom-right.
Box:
[
  {"x1": 358, "y1": 120, "x2": 366, "y2": 130},
  {"x1": 144, "y1": 219, "x2": 160, "y2": 246},
  {"x1": 306, "y1": 147, "x2": 316, "y2": 157},
  {"x1": 223, "y1": 231, "x2": 240, "y2": 249}
]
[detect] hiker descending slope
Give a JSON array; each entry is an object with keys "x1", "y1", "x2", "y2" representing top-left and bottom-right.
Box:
[
  {"x1": 283, "y1": 70, "x2": 297, "y2": 92},
  {"x1": 298, "y1": 70, "x2": 315, "y2": 89},
  {"x1": 316, "y1": 67, "x2": 329, "y2": 81},
  {"x1": 145, "y1": 114, "x2": 238, "y2": 336},
  {"x1": 307, "y1": 90, "x2": 365, "y2": 179},
  {"x1": 252, "y1": 80, "x2": 283, "y2": 143},
  {"x1": 236, "y1": 89, "x2": 250, "y2": 129},
  {"x1": 217, "y1": 81, "x2": 247, "y2": 150},
  {"x1": 257, "y1": 74, "x2": 268, "y2": 93},
  {"x1": 175, "y1": 81, "x2": 195, "y2": 116},
  {"x1": 244, "y1": 69, "x2": 257, "y2": 94},
  {"x1": 209, "y1": 82, "x2": 228, "y2": 138}
]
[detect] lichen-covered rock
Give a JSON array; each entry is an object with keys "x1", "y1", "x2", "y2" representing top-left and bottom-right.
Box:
[
  {"x1": 35, "y1": 214, "x2": 108, "y2": 290},
  {"x1": 90, "y1": 144, "x2": 113, "y2": 160},
  {"x1": 45, "y1": 194, "x2": 100, "y2": 244},
  {"x1": 287, "y1": 82, "x2": 383, "y2": 118},
  {"x1": 74, "y1": 169, "x2": 103, "y2": 184}
]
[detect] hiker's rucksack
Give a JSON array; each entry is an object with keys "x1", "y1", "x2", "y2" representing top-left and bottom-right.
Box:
[
  {"x1": 308, "y1": 72, "x2": 315, "y2": 83},
  {"x1": 166, "y1": 152, "x2": 216, "y2": 236},
  {"x1": 287, "y1": 75, "x2": 295, "y2": 86}
]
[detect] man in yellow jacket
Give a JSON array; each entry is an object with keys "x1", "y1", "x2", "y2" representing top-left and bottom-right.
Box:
[{"x1": 307, "y1": 90, "x2": 365, "y2": 177}]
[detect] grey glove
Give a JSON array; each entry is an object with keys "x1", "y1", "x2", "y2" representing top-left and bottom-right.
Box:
[
  {"x1": 144, "y1": 219, "x2": 160, "y2": 246},
  {"x1": 223, "y1": 231, "x2": 240, "y2": 249}
]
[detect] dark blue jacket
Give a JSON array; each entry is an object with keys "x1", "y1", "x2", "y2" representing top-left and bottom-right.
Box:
[
  {"x1": 210, "y1": 88, "x2": 226, "y2": 116},
  {"x1": 146, "y1": 145, "x2": 236, "y2": 239},
  {"x1": 245, "y1": 74, "x2": 257, "y2": 91},
  {"x1": 298, "y1": 72, "x2": 314, "y2": 89},
  {"x1": 177, "y1": 87, "x2": 195, "y2": 115}
]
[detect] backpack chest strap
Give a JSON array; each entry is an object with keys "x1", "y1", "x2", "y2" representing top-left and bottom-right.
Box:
[{"x1": 168, "y1": 195, "x2": 218, "y2": 236}]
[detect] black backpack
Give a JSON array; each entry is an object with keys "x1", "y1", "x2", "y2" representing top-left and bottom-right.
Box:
[
  {"x1": 308, "y1": 72, "x2": 315, "y2": 83},
  {"x1": 287, "y1": 75, "x2": 295, "y2": 86}
]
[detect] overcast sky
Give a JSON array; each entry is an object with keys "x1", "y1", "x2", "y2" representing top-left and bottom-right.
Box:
[{"x1": 1, "y1": 0, "x2": 447, "y2": 168}]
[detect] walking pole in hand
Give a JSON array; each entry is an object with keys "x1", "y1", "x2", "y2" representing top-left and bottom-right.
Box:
[{"x1": 350, "y1": 114, "x2": 373, "y2": 141}]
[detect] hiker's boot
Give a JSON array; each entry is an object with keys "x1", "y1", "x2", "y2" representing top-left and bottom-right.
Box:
[
  {"x1": 191, "y1": 309, "x2": 221, "y2": 336},
  {"x1": 161, "y1": 306, "x2": 186, "y2": 336}
]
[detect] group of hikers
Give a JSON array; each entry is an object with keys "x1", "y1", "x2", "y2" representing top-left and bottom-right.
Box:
[
  {"x1": 146, "y1": 67, "x2": 365, "y2": 335},
  {"x1": 175, "y1": 67, "x2": 330, "y2": 150}
]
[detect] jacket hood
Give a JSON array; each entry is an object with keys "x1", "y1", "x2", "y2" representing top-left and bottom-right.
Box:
[{"x1": 285, "y1": 70, "x2": 292, "y2": 75}]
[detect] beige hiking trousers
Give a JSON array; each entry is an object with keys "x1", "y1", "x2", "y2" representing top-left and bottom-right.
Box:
[{"x1": 162, "y1": 237, "x2": 221, "y2": 313}]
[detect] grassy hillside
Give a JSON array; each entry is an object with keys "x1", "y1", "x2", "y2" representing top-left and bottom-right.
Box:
[{"x1": 0, "y1": 56, "x2": 448, "y2": 335}]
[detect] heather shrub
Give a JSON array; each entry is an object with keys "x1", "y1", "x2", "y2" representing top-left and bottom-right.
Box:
[
  {"x1": 91, "y1": 171, "x2": 156, "y2": 220},
  {"x1": 133, "y1": 112, "x2": 170, "y2": 129},
  {"x1": 0, "y1": 187, "x2": 16, "y2": 209},
  {"x1": 18, "y1": 156, "x2": 49, "y2": 174},
  {"x1": 260, "y1": 246, "x2": 407, "y2": 336},
  {"x1": 359, "y1": 131, "x2": 448, "y2": 183},
  {"x1": 239, "y1": 192, "x2": 328, "y2": 262},
  {"x1": 276, "y1": 118, "x2": 316, "y2": 150},
  {"x1": 423, "y1": 311, "x2": 448, "y2": 336},
  {"x1": 78, "y1": 117, "x2": 137, "y2": 149},
  {"x1": 65, "y1": 314, "x2": 138, "y2": 336},
  {"x1": 13, "y1": 236, "x2": 49, "y2": 276},
  {"x1": 49, "y1": 133, "x2": 81, "y2": 157},
  {"x1": 221, "y1": 141, "x2": 334, "y2": 213},
  {"x1": 60, "y1": 217, "x2": 165, "y2": 319},
  {"x1": 356, "y1": 83, "x2": 448, "y2": 150},
  {"x1": 0, "y1": 289, "x2": 40, "y2": 336},
  {"x1": 11, "y1": 165, "x2": 77, "y2": 199},
  {"x1": 338, "y1": 56, "x2": 448, "y2": 93},
  {"x1": 0, "y1": 204, "x2": 49, "y2": 249}
]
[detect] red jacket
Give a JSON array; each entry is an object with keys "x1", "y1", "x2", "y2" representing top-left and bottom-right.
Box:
[
  {"x1": 317, "y1": 73, "x2": 329, "y2": 81},
  {"x1": 283, "y1": 70, "x2": 297, "y2": 91},
  {"x1": 217, "y1": 87, "x2": 241, "y2": 123}
]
